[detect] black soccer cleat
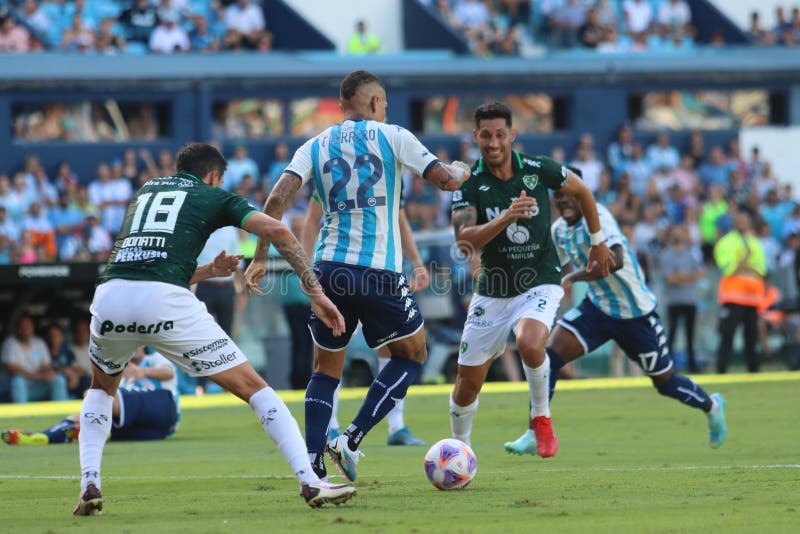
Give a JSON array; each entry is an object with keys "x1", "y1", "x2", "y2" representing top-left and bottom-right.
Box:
[{"x1": 73, "y1": 483, "x2": 103, "y2": 516}]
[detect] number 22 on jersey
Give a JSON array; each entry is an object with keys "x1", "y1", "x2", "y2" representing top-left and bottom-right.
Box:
[{"x1": 324, "y1": 154, "x2": 385, "y2": 212}]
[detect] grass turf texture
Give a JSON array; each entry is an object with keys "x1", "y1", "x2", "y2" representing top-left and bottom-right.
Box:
[{"x1": 1, "y1": 373, "x2": 798, "y2": 533}]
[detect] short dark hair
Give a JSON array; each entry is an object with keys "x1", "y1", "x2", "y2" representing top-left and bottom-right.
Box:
[
  {"x1": 175, "y1": 143, "x2": 227, "y2": 179},
  {"x1": 474, "y1": 102, "x2": 513, "y2": 128},
  {"x1": 340, "y1": 70, "x2": 384, "y2": 101}
]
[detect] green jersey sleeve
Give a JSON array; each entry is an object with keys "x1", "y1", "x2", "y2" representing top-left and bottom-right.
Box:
[
  {"x1": 215, "y1": 188, "x2": 257, "y2": 228},
  {"x1": 537, "y1": 156, "x2": 569, "y2": 190}
]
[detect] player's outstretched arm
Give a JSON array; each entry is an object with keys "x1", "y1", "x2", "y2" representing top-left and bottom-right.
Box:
[
  {"x1": 251, "y1": 173, "x2": 303, "y2": 260},
  {"x1": 557, "y1": 172, "x2": 615, "y2": 277},
  {"x1": 424, "y1": 161, "x2": 472, "y2": 191},
  {"x1": 190, "y1": 250, "x2": 244, "y2": 285},
  {"x1": 399, "y1": 208, "x2": 429, "y2": 292},
  {"x1": 243, "y1": 212, "x2": 345, "y2": 336},
  {"x1": 452, "y1": 191, "x2": 537, "y2": 253},
  {"x1": 560, "y1": 245, "x2": 625, "y2": 289}
]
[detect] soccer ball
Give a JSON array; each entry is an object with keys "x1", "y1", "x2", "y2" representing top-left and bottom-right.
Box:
[{"x1": 423, "y1": 438, "x2": 477, "y2": 490}]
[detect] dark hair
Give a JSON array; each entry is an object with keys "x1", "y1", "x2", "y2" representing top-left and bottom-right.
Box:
[
  {"x1": 474, "y1": 102, "x2": 512, "y2": 128},
  {"x1": 175, "y1": 143, "x2": 227, "y2": 179},
  {"x1": 340, "y1": 70, "x2": 384, "y2": 101}
]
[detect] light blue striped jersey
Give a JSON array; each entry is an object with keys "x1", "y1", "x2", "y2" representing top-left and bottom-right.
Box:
[
  {"x1": 286, "y1": 120, "x2": 437, "y2": 272},
  {"x1": 551, "y1": 204, "x2": 657, "y2": 319},
  {"x1": 119, "y1": 351, "x2": 180, "y2": 425}
]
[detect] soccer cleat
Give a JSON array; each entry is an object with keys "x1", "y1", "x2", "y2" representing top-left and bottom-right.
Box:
[
  {"x1": 503, "y1": 429, "x2": 538, "y2": 456},
  {"x1": 73, "y1": 483, "x2": 103, "y2": 516},
  {"x1": 387, "y1": 427, "x2": 426, "y2": 446},
  {"x1": 1, "y1": 429, "x2": 49, "y2": 446},
  {"x1": 327, "y1": 426, "x2": 341, "y2": 441},
  {"x1": 708, "y1": 392, "x2": 727, "y2": 449},
  {"x1": 300, "y1": 481, "x2": 357, "y2": 508},
  {"x1": 532, "y1": 416, "x2": 558, "y2": 458},
  {"x1": 325, "y1": 435, "x2": 364, "y2": 483}
]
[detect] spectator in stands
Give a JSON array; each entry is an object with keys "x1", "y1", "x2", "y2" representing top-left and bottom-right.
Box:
[
  {"x1": 18, "y1": 0, "x2": 50, "y2": 39},
  {"x1": 760, "y1": 188, "x2": 790, "y2": 242},
  {"x1": 2, "y1": 314, "x2": 68, "y2": 403},
  {"x1": 21, "y1": 201, "x2": 57, "y2": 260},
  {"x1": 224, "y1": 145, "x2": 259, "y2": 191},
  {"x1": 223, "y1": 0, "x2": 269, "y2": 51},
  {"x1": 579, "y1": 8, "x2": 606, "y2": 49},
  {"x1": 672, "y1": 154, "x2": 701, "y2": 204},
  {"x1": 88, "y1": 163, "x2": 132, "y2": 236},
  {"x1": 267, "y1": 142, "x2": 290, "y2": 190},
  {"x1": 569, "y1": 143, "x2": 602, "y2": 192},
  {"x1": 32, "y1": 167, "x2": 57, "y2": 207},
  {"x1": 624, "y1": 143, "x2": 652, "y2": 198},
  {"x1": 8, "y1": 172, "x2": 36, "y2": 223},
  {"x1": 550, "y1": 0, "x2": 587, "y2": 49},
  {"x1": 405, "y1": 174, "x2": 439, "y2": 230},
  {"x1": 661, "y1": 224, "x2": 705, "y2": 373},
  {"x1": 747, "y1": 10, "x2": 776, "y2": 46},
  {"x1": 72, "y1": 184, "x2": 96, "y2": 219},
  {"x1": 0, "y1": 206, "x2": 21, "y2": 245},
  {"x1": 190, "y1": 15, "x2": 218, "y2": 52},
  {"x1": 149, "y1": 11, "x2": 189, "y2": 54},
  {"x1": 84, "y1": 210, "x2": 112, "y2": 260},
  {"x1": 493, "y1": 25, "x2": 520, "y2": 56},
  {"x1": 699, "y1": 184, "x2": 728, "y2": 261},
  {"x1": 347, "y1": 19, "x2": 381, "y2": 55},
  {"x1": 646, "y1": 132, "x2": 680, "y2": 172},
  {"x1": 120, "y1": 148, "x2": 139, "y2": 181},
  {"x1": 61, "y1": 13, "x2": 95, "y2": 52},
  {"x1": 55, "y1": 161, "x2": 78, "y2": 192},
  {"x1": 119, "y1": 0, "x2": 159, "y2": 45},
  {"x1": 623, "y1": 0, "x2": 653, "y2": 38},
  {"x1": 0, "y1": 233, "x2": 13, "y2": 264},
  {"x1": 698, "y1": 145, "x2": 731, "y2": 190},
  {"x1": 714, "y1": 208, "x2": 765, "y2": 373},
  {"x1": 452, "y1": 0, "x2": 490, "y2": 42},
  {"x1": 657, "y1": 0, "x2": 691, "y2": 40},
  {"x1": 95, "y1": 18, "x2": 127, "y2": 55},
  {"x1": 49, "y1": 190, "x2": 84, "y2": 259},
  {"x1": 594, "y1": 0, "x2": 617, "y2": 32},
  {"x1": 686, "y1": 129, "x2": 705, "y2": 168},
  {"x1": 607, "y1": 124, "x2": 634, "y2": 181},
  {"x1": 71, "y1": 318, "x2": 91, "y2": 373},
  {"x1": 0, "y1": 7, "x2": 31, "y2": 52},
  {"x1": 47, "y1": 323, "x2": 90, "y2": 398},
  {"x1": 773, "y1": 6, "x2": 792, "y2": 44}
]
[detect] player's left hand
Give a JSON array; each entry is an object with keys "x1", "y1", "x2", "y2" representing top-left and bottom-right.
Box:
[
  {"x1": 409, "y1": 264, "x2": 430, "y2": 292},
  {"x1": 244, "y1": 258, "x2": 267, "y2": 296},
  {"x1": 210, "y1": 251, "x2": 244, "y2": 278},
  {"x1": 587, "y1": 243, "x2": 615, "y2": 277}
]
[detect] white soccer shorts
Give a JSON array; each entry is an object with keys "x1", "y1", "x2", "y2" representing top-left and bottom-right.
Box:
[
  {"x1": 89, "y1": 279, "x2": 247, "y2": 377},
  {"x1": 458, "y1": 284, "x2": 564, "y2": 367}
]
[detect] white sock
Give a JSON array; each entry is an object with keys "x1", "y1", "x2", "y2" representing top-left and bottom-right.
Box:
[
  {"x1": 79, "y1": 389, "x2": 113, "y2": 490},
  {"x1": 250, "y1": 387, "x2": 319, "y2": 485},
  {"x1": 523, "y1": 356, "x2": 551, "y2": 418},
  {"x1": 449, "y1": 393, "x2": 479, "y2": 446},
  {"x1": 380, "y1": 356, "x2": 405, "y2": 434},
  {"x1": 329, "y1": 384, "x2": 341, "y2": 431}
]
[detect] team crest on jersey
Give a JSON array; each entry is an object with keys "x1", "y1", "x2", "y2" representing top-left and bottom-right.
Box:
[
  {"x1": 460, "y1": 341, "x2": 468, "y2": 354},
  {"x1": 474, "y1": 306, "x2": 485, "y2": 316},
  {"x1": 522, "y1": 174, "x2": 539, "y2": 190}
]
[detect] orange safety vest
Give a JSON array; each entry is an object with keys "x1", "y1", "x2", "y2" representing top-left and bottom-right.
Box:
[{"x1": 717, "y1": 274, "x2": 766, "y2": 307}]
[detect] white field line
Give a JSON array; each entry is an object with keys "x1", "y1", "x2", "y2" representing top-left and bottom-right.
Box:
[{"x1": 2, "y1": 464, "x2": 799, "y2": 481}]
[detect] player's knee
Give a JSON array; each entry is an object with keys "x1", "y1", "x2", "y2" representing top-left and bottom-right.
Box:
[
  {"x1": 516, "y1": 336, "x2": 546, "y2": 363},
  {"x1": 452, "y1": 379, "x2": 479, "y2": 406}
]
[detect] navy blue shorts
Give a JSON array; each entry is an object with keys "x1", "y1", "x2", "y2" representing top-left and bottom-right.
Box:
[
  {"x1": 112, "y1": 388, "x2": 178, "y2": 441},
  {"x1": 557, "y1": 298, "x2": 673, "y2": 376},
  {"x1": 309, "y1": 261, "x2": 424, "y2": 350}
]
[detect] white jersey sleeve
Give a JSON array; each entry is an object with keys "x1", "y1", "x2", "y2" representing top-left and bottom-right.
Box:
[
  {"x1": 551, "y1": 219, "x2": 571, "y2": 267},
  {"x1": 284, "y1": 137, "x2": 316, "y2": 184},
  {"x1": 388, "y1": 126, "x2": 438, "y2": 177},
  {"x1": 597, "y1": 204, "x2": 624, "y2": 248}
]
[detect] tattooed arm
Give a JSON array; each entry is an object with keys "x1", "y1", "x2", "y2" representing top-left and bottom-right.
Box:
[
  {"x1": 251, "y1": 172, "x2": 304, "y2": 259},
  {"x1": 424, "y1": 161, "x2": 471, "y2": 192}
]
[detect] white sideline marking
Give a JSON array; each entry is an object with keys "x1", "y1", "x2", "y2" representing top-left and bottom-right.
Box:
[{"x1": 2, "y1": 464, "x2": 799, "y2": 481}]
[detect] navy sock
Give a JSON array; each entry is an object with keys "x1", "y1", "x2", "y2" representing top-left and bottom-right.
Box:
[
  {"x1": 547, "y1": 348, "x2": 565, "y2": 401},
  {"x1": 347, "y1": 357, "x2": 422, "y2": 449},
  {"x1": 43, "y1": 418, "x2": 77, "y2": 444},
  {"x1": 656, "y1": 373, "x2": 711, "y2": 411},
  {"x1": 305, "y1": 372, "x2": 339, "y2": 455}
]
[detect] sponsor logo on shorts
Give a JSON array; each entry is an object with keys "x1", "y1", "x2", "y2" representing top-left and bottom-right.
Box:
[
  {"x1": 189, "y1": 352, "x2": 239, "y2": 373},
  {"x1": 89, "y1": 349, "x2": 123, "y2": 370},
  {"x1": 376, "y1": 331, "x2": 399, "y2": 344},
  {"x1": 99, "y1": 320, "x2": 174, "y2": 336},
  {"x1": 182, "y1": 338, "x2": 229, "y2": 358}
]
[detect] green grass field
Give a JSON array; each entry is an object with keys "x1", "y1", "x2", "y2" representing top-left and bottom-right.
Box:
[{"x1": 1, "y1": 373, "x2": 798, "y2": 533}]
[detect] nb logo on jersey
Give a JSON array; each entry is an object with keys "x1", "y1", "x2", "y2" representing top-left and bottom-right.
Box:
[
  {"x1": 506, "y1": 223, "x2": 530, "y2": 244},
  {"x1": 478, "y1": 185, "x2": 490, "y2": 191}
]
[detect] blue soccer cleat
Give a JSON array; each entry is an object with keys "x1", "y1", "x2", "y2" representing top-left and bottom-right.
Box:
[
  {"x1": 503, "y1": 429, "x2": 538, "y2": 456},
  {"x1": 708, "y1": 392, "x2": 727, "y2": 449},
  {"x1": 387, "y1": 427, "x2": 426, "y2": 446},
  {"x1": 325, "y1": 435, "x2": 364, "y2": 483}
]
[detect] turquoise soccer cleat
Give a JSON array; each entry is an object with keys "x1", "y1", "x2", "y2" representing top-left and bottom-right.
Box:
[
  {"x1": 326, "y1": 435, "x2": 364, "y2": 483},
  {"x1": 708, "y1": 392, "x2": 727, "y2": 449},
  {"x1": 503, "y1": 429, "x2": 538, "y2": 456},
  {"x1": 387, "y1": 427, "x2": 426, "y2": 446}
]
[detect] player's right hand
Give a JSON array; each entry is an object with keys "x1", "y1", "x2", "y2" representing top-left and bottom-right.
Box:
[
  {"x1": 244, "y1": 258, "x2": 267, "y2": 296},
  {"x1": 309, "y1": 293, "x2": 346, "y2": 337},
  {"x1": 503, "y1": 191, "x2": 537, "y2": 222}
]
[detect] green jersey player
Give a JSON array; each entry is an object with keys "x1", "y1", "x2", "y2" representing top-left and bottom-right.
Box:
[
  {"x1": 449, "y1": 102, "x2": 614, "y2": 458},
  {"x1": 74, "y1": 143, "x2": 355, "y2": 516}
]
